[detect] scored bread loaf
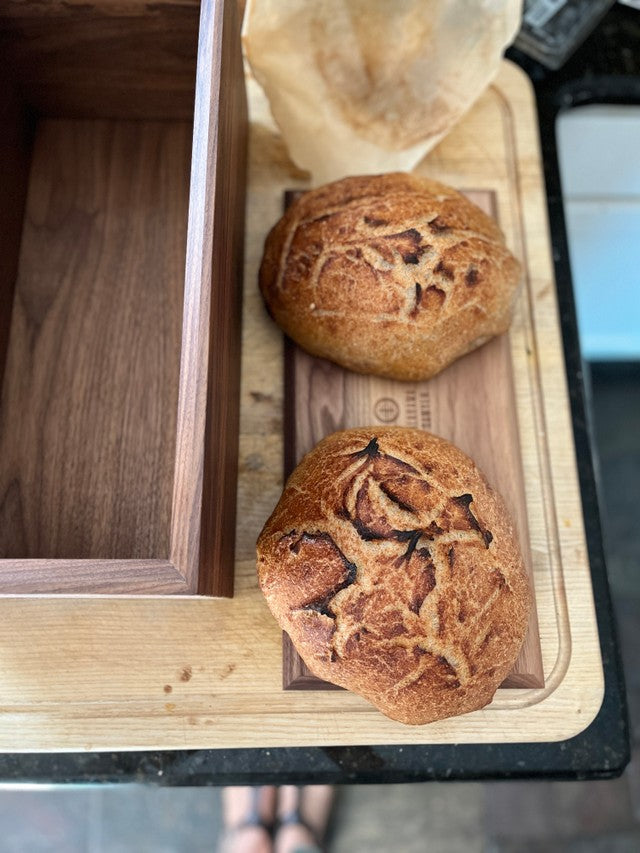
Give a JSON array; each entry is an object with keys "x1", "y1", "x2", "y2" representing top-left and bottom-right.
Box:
[
  {"x1": 256, "y1": 427, "x2": 531, "y2": 725},
  {"x1": 259, "y1": 172, "x2": 521, "y2": 381}
]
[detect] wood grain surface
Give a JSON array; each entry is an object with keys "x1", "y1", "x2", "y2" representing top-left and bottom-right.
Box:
[
  {"x1": 0, "y1": 61, "x2": 604, "y2": 749},
  {"x1": 0, "y1": 1, "x2": 201, "y2": 119},
  {"x1": 170, "y1": 0, "x2": 248, "y2": 595},
  {"x1": 0, "y1": 84, "x2": 32, "y2": 383},
  {"x1": 0, "y1": 119, "x2": 189, "y2": 560}
]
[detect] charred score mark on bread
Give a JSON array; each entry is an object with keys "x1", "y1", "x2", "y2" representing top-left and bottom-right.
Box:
[
  {"x1": 428, "y1": 215, "x2": 451, "y2": 233},
  {"x1": 379, "y1": 227, "x2": 433, "y2": 266},
  {"x1": 434, "y1": 260, "x2": 455, "y2": 280},
  {"x1": 309, "y1": 212, "x2": 334, "y2": 224},
  {"x1": 351, "y1": 436, "x2": 380, "y2": 459},
  {"x1": 466, "y1": 265, "x2": 479, "y2": 285},
  {"x1": 379, "y1": 481, "x2": 419, "y2": 514},
  {"x1": 350, "y1": 514, "x2": 387, "y2": 542},
  {"x1": 452, "y1": 494, "x2": 494, "y2": 547},
  {"x1": 392, "y1": 529, "x2": 424, "y2": 562},
  {"x1": 285, "y1": 531, "x2": 358, "y2": 617},
  {"x1": 411, "y1": 282, "x2": 423, "y2": 317},
  {"x1": 411, "y1": 283, "x2": 446, "y2": 318}
]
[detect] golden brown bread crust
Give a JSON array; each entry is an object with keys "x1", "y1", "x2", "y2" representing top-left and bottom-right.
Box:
[
  {"x1": 259, "y1": 173, "x2": 521, "y2": 381},
  {"x1": 256, "y1": 427, "x2": 531, "y2": 725}
]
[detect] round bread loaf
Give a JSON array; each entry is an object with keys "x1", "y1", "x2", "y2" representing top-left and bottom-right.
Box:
[
  {"x1": 256, "y1": 427, "x2": 531, "y2": 725},
  {"x1": 259, "y1": 173, "x2": 521, "y2": 381}
]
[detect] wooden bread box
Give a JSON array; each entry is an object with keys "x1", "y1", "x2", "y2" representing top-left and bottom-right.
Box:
[{"x1": 0, "y1": 0, "x2": 246, "y2": 596}]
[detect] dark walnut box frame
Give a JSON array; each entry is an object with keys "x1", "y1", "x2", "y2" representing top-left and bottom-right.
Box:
[{"x1": 0, "y1": 0, "x2": 247, "y2": 596}]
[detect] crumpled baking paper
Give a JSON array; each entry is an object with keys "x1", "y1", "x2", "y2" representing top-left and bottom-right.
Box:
[{"x1": 243, "y1": 0, "x2": 523, "y2": 185}]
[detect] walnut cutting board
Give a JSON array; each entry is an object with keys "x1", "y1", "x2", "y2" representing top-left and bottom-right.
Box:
[
  {"x1": 282, "y1": 190, "x2": 543, "y2": 692},
  {"x1": 0, "y1": 61, "x2": 603, "y2": 751}
]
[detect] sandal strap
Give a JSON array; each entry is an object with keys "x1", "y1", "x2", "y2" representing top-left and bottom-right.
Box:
[
  {"x1": 278, "y1": 810, "x2": 317, "y2": 834},
  {"x1": 276, "y1": 788, "x2": 324, "y2": 851}
]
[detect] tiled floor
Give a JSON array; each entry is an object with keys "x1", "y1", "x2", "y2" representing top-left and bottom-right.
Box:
[{"x1": 0, "y1": 361, "x2": 637, "y2": 851}]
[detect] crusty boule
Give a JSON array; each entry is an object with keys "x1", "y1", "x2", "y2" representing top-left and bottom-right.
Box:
[
  {"x1": 259, "y1": 172, "x2": 521, "y2": 381},
  {"x1": 256, "y1": 427, "x2": 531, "y2": 725}
]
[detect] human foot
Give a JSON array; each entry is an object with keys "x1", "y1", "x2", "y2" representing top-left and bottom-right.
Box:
[
  {"x1": 274, "y1": 785, "x2": 334, "y2": 853},
  {"x1": 220, "y1": 786, "x2": 276, "y2": 853}
]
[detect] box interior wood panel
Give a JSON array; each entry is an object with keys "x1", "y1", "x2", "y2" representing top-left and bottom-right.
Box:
[
  {"x1": 0, "y1": 118, "x2": 189, "y2": 560},
  {"x1": 0, "y1": 0, "x2": 201, "y2": 120},
  {"x1": 0, "y1": 0, "x2": 247, "y2": 594}
]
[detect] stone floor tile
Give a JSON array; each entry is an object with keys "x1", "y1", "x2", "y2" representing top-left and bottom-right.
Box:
[
  {"x1": 485, "y1": 831, "x2": 640, "y2": 853},
  {"x1": 628, "y1": 685, "x2": 640, "y2": 746},
  {"x1": 610, "y1": 591, "x2": 640, "y2": 747},
  {"x1": 330, "y1": 783, "x2": 484, "y2": 853},
  {"x1": 611, "y1": 595, "x2": 640, "y2": 692},
  {"x1": 0, "y1": 788, "x2": 95, "y2": 853},
  {"x1": 626, "y1": 747, "x2": 640, "y2": 824},
  {"x1": 483, "y1": 775, "x2": 636, "y2": 843},
  {"x1": 97, "y1": 785, "x2": 220, "y2": 853}
]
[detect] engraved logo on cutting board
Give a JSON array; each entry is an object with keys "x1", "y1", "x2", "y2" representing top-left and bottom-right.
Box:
[
  {"x1": 373, "y1": 397, "x2": 399, "y2": 423},
  {"x1": 372, "y1": 388, "x2": 432, "y2": 430}
]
